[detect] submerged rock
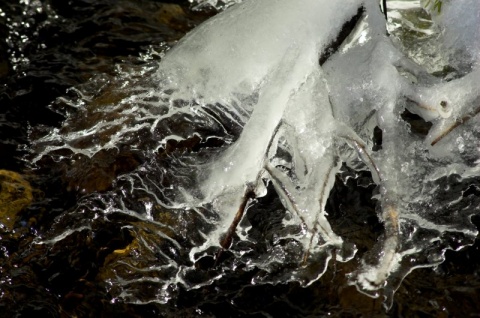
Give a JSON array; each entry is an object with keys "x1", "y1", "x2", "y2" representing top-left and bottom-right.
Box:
[{"x1": 0, "y1": 170, "x2": 32, "y2": 231}]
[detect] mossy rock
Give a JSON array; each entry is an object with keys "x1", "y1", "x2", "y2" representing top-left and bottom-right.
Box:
[{"x1": 0, "y1": 170, "x2": 33, "y2": 230}]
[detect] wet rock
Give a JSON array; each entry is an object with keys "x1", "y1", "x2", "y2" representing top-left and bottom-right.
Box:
[
  {"x1": 65, "y1": 149, "x2": 142, "y2": 194},
  {"x1": 154, "y1": 4, "x2": 188, "y2": 31},
  {"x1": 0, "y1": 170, "x2": 32, "y2": 231}
]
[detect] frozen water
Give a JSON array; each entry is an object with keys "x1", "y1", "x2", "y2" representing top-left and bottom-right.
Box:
[{"x1": 31, "y1": 0, "x2": 480, "y2": 310}]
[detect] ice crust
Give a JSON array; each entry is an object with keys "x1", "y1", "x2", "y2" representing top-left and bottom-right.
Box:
[{"x1": 31, "y1": 0, "x2": 480, "y2": 310}]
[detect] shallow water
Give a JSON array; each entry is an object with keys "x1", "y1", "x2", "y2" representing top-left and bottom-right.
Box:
[{"x1": 1, "y1": 0, "x2": 480, "y2": 317}]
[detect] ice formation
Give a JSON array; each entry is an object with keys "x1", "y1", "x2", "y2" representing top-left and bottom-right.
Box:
[
  {"x1": 160, "y1": 0, "x2": 480, "y2": 303},
  {"x1": 31, "y1": 0, "x2": 480, "y2": 309}
]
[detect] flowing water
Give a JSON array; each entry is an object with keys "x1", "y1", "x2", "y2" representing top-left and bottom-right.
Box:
[{"x1": 1, "y1": 0, "x2": 480, "y2": 317}]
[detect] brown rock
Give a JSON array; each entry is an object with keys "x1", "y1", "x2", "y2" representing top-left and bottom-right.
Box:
[{"x1": 0, "y1": 170, "x2": 32, "y2": 230}]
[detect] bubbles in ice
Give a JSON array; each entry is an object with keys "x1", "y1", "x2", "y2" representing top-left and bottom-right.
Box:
[{"x1": 30, "y1": 0, "x2": 480, "y2": 310}]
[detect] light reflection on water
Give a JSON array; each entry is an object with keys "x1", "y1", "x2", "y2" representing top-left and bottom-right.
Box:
[{"x1": 1, "y1": 0, "x2": 480, "y2": 316}]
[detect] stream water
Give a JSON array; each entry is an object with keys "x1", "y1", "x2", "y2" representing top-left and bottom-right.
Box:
[{"x1": 1, "y1": 0, "x2": 480, "y2": 317}]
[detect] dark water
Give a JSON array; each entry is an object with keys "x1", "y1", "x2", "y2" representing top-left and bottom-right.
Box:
[{"x1": 1, "y1": 1, "x2": 480, "y2": 317}]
